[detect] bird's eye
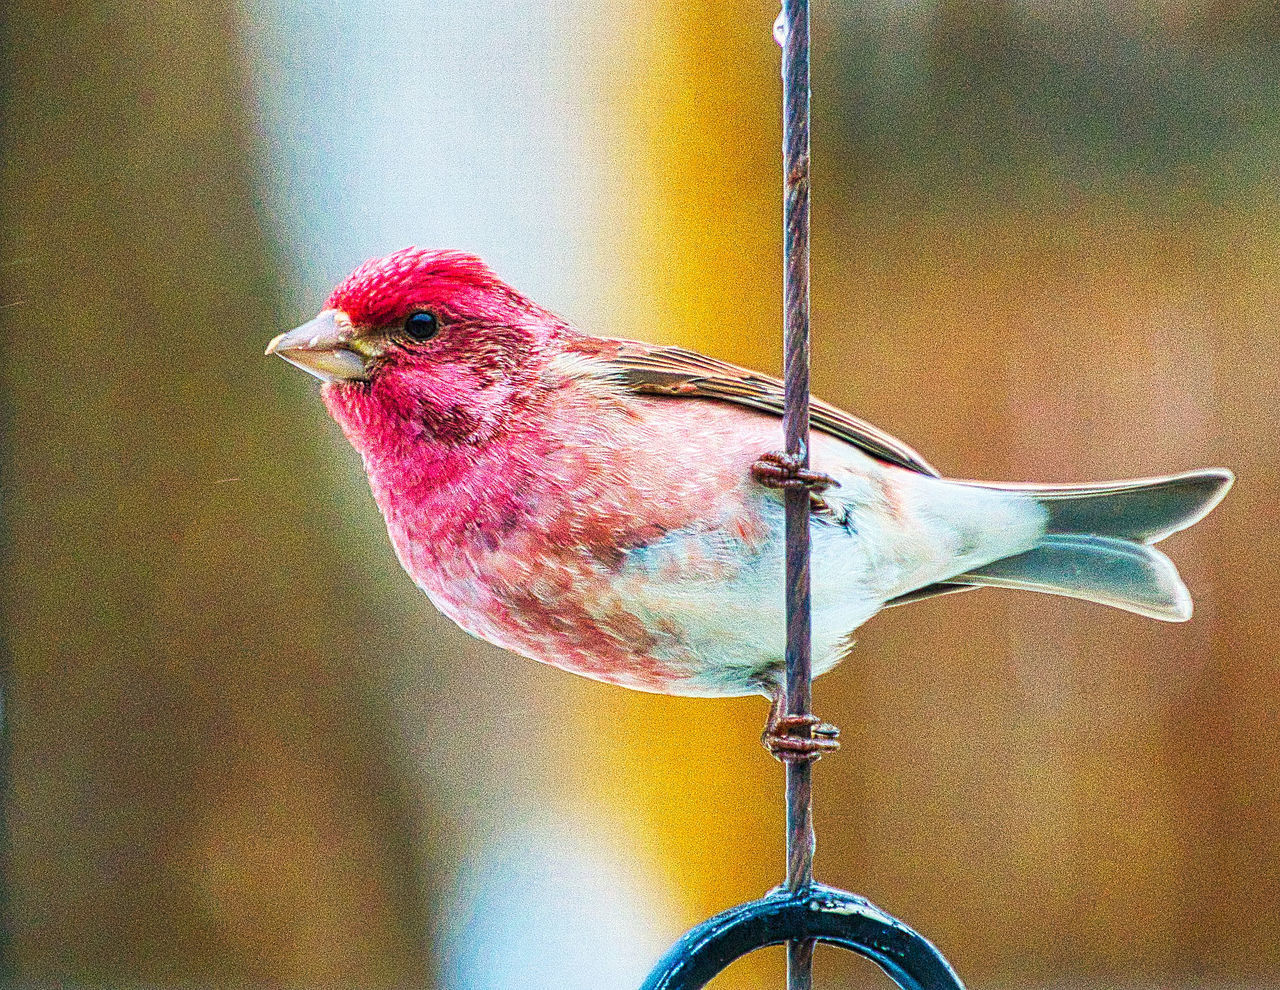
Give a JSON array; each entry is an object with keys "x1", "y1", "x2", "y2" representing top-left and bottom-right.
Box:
[{"x1": 403, "y1": 311, "x2": 439, "y2": 342}]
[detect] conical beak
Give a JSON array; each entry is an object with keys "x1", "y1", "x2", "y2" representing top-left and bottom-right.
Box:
[{"x1": 265, "y1": 310, "x2": 370, "y2": 383}]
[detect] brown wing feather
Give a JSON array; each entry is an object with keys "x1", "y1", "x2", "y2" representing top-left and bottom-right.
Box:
[{"x1": 575, "y1": 340, "x2": 940, "y2": 477}]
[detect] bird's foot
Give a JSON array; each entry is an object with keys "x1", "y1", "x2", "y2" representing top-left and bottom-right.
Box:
[
  {"x1": 763, "y1": 711, "x2": 841, "y2": 763},
  {"x1": 751, "y1": 451, "x2": 836, "y2": 493}
]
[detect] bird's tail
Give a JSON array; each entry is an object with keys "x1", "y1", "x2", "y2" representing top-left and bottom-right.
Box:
[{"x1": 916, "y1": 468, "x2": 1233, "y2": 621}]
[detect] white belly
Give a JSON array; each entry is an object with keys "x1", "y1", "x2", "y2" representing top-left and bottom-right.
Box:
[{"x1": 608, "y1": 466, "x2": 1046, "y2": 698}]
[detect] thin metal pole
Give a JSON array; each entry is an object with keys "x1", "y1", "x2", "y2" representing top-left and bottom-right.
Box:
[{"x1": 779, "y1": 0, "x2": 814, "y2": 987}]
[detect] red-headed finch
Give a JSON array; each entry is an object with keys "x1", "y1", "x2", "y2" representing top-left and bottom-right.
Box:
[{"x1": 267, "y1": 248, "x2": 1232, "y2": 753}]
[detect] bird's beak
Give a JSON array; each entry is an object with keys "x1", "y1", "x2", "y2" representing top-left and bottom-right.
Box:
[{"x1": 265, "y1": 310, "x2": 370, "y2": 383}]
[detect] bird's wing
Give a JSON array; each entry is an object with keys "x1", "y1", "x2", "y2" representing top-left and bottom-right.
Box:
[{"x1": 570, "y1": 340, "x2": 940, "y2": 477}]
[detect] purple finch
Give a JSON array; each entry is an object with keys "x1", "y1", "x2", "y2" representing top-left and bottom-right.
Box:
[{"x1": 267, "y1": 248, "x2": 1232, "y2": 737}]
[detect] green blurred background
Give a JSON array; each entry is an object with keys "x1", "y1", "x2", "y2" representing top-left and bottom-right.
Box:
[{"x1": 1, "y1": 1, "x2": 1277, "y2": 987}]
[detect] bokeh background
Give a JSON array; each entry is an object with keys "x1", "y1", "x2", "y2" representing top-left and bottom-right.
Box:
[{"x1": 2, "y1": 0, "x2": 1277, "y2": 987}]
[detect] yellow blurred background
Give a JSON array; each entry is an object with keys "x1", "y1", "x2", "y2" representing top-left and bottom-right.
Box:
[{"x1": 2, "y1": 1, "x2": 1277, "y2": 988}]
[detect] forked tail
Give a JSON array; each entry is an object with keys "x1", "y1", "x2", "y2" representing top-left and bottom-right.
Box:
[{"x1": 903, "y1": 469, "x2": 1233, "y2": 621}]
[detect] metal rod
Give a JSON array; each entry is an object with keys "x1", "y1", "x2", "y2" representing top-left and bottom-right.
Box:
[{"x1": 780, "y1": 0, "x2": 814, "y2": 987}]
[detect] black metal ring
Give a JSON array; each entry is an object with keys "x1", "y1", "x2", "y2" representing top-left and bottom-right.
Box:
[{"x1": 639, "y1": 884, "x2": 966, "y2": 990}]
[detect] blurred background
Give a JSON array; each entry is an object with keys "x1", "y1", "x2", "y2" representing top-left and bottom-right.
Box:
[{"x1": 1, "y1": 0, "x2": 1277, "y2": 987}]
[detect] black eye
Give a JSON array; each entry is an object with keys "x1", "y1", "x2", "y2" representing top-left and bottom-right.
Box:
[{"x1": 403, "y1": 311, "x2": 439, "y2": 342}]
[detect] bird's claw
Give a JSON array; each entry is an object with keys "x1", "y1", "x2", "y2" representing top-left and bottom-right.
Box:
[
  {"x1": 752, "y1": 451, "x2": 836, "y2": 493},
  {"x1": 763, "y1": 712, "x2": 841, "y2": 763}
]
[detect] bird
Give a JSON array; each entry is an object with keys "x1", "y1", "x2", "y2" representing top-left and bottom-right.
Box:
[{"x1": 267, "y1": 246, "x2": 1232, "y2": 759}]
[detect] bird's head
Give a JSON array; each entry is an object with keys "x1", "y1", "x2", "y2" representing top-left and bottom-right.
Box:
[{"x1": 267, "y1": 247, "x2": 570, "y2": 453}]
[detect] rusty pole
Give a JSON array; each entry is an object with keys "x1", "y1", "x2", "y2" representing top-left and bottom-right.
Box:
[{"x1": 779, "y1": 0, "x2": 815, "y2": 987}]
